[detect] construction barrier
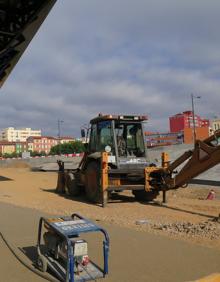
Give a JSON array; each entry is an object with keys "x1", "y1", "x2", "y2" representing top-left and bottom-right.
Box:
[{"x1": 0, "y1": 153, "x2": 84, "y2": 161}]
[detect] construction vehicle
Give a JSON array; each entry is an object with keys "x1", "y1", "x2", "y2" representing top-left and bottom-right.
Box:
[
  {"x1": 37, "y1": 213, "x2": 109, "y2": 282},
  {"x1": 1, "y1": 1, "x2": 220, "y2": 208},
  {"x1": 1, "y1": 3, "x2": 220, "y2": 282},
  {"x1": 57, "y1": 113, "x2": 220, "y2": 207}
]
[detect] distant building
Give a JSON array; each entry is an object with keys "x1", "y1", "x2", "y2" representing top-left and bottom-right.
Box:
[
  {"x1": 0, "y1": 141, "x2": 27, "y2": 155},
  {"x1": 0, "y1": 141, "x2": 15, "y2": 155},
  {"x1": 211, "y1": 118, "x2": 220, "y2": 132},
  {"x1": 0, "y1": 127, "x2": 41, "y2": 142},
  {"x1": 169, "y1": 111, "x2": 210, "y2": 144},
  {"x1": 15, "y1": 142, "x2": 28, "y2": 154},
  {"x1": 169, "y1": 111, "x2": 210, "y2": 133},
  {"x1": 183, "y1": 127, "x2": 210, "y2": 144},
  {"x1": 77, "y1": 137, "x2": 89, "y2": 144},
  {"x1": 27, "y1": 136, "x2": 58, "y2": 154},
  {"x1": 145, "y1": 132, "x2": 183, "y2": 148},
  {"x1": 59, "y1": 136, "x2": 75, "y2": 144}
]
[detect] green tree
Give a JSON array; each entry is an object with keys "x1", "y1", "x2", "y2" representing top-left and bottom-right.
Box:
[
  {"x1": 3, "y1": 152, "x2": 20, "y2": 158},
  {"x1": 30, "y1": 151, "x2": 46, "y2": 157},
  {"x1": 50, "y1": 141, "x2": 85, "y2": 155}
]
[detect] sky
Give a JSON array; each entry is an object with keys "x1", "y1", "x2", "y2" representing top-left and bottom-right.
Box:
[{"x1": 1, "y1": 0, "x2": 220, "y2": 137}]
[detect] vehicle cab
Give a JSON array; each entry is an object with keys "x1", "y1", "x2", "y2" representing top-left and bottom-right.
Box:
[{"x1": 87, "y1": 114, "x2": 149, "y2": 169}]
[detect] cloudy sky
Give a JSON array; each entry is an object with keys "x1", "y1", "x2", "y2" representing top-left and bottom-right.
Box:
[{"x1": 1, "y1": 0, "x2": 220, "y2": 137}]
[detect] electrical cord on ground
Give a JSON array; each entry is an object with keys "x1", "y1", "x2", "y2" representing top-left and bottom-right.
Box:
[{"x1": 0, "y1": 231, "x2": 59, "y2": 282}]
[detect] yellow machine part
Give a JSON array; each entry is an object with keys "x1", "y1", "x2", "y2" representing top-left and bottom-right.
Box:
[
  {"x1": 190, "y1": 273, "x2": 220, "y2": 282},
  {"x1": 44, "y1": 217, "x2": 64, "y2": 231},
  {"x1": 101, "y1": 152, "x2": 109, "y2": 191},
  {"x1": 144, "y1": 166, "x2": 161, "y2": 191}
]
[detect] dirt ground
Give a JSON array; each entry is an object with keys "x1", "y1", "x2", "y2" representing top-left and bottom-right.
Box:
[{"x1": 0, "y1": 167, "x2": 220, "y2": 250}]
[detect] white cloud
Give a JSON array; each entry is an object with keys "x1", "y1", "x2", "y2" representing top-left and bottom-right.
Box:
[{"x1": 1, "y1": 0, "x2": 220, "y2": 136}]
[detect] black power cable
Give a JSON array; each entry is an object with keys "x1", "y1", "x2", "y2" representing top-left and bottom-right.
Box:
[{"x1": 0, "y1": 231, "x2": 59, "y2": 282}]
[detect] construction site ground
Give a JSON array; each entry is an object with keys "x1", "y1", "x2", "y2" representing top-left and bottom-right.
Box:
[{"x1": 1, "y1": 163, "x2": 220, "y2": 281}]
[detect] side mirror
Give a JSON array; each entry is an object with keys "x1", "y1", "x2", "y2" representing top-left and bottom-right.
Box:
[{"x1": 81, "y1": 129, "x2": 86, "y2": 138}]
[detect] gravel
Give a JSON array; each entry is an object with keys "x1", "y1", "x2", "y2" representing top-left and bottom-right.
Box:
[{"x1": 152, "y1": 220, "x2": 220, "y2": 239}]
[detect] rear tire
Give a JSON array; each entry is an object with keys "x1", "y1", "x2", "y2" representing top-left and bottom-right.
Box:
[
  {"x1": 65, "y1": 172, "x2": 80, "y2": 196},
  {"x1": 132, "y1": 190, "x2": 159, "y2": 202},
  {"x1": 85, "y1": 161, "x2": 102, "y2": 203}
]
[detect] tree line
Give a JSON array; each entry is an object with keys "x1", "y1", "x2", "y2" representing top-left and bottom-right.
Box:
[{"x1": 0, "y1": 140, "x2": 85, "y2": 158}]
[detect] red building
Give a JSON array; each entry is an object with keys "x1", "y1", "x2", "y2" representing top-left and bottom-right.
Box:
[
  {"x1": 169, "y1": 111, "x2": 210, "y2": 133},
  {"x1": 27, "y1": 136, "x2": 58, "y2": 154},
  {"x1": 183, "y1": 127, "x2": 210, "y2": 144}
]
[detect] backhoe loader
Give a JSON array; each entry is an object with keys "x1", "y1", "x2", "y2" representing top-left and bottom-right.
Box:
[{"x1": 57, "y1": 113, "x2": 220, "y2": 207}]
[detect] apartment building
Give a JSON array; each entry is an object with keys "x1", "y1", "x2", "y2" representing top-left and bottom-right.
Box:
[
  {"x1": 27, "y1": 136, "x2": 58, "y2": 154},
  {"x1": 211, "y1": 119, "x2": 220, "y2": 132},
  {"x1": 0, "y1": 141, "x2": 15, "y2": 155},
  {"x1": 0, "y1": 141, "x2": 27, "y2": 155},
  {"x1": 169, "y1": 111, "x2": 210, "y2": 144},
  {"x1": 169, "y1": 111, "x2": 210, "y2": 133},
  {"x1": 60, "y1": 136, "x2": 75, "y2": 144},
  {"x1": 0, "y1": 127, "x2": 41, "y2": 142}
]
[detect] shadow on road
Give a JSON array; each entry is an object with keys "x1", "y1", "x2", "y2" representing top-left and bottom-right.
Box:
[
  {"x1": 41, "y1": 187, "x2": 136, "y2": 207},
  {"x1": 0, "y1": 175, "x2": 13, "y2": 181},
  {"x1": 20, "y1": 246, "x2": 37, "y2": 263},
  {"x1": 141, "y1": 201, "x2": 216, "y2": 219},
  {"x1": 20, "y1": 245, "x2": 59, "y2": 279},
  {"x1": 41, "y1": 187, "x2": 217, "y2": 219},
  {"x1": 190, "y1": 178, "x2": 220, "y2": 187},
  {"x1": 41, "y1": 187, "x2": 102, "y2": 207}
]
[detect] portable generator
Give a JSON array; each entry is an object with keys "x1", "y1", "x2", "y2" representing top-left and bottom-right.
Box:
[{"x1": 37, "y1": 214, "x2": 109, "y2": 282}]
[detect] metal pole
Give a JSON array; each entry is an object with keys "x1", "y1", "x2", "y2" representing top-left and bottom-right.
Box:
[
  {"x1": 162, "y1": 190, "x2": 167, "y2": 204},
  {"x1": 58, "y1": 119, "x2": 64, "y2": 155},
  {"x1": 191, "y1": 94, "x2": 201, "y2": 147},
  {"x1": 191, "y1": 94, "x2": 196, "y2": 146}
]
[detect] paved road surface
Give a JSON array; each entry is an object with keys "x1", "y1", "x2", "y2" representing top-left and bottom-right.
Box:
[{"x1": 0, "y1": 202, "x2": 220, "y2": 282}]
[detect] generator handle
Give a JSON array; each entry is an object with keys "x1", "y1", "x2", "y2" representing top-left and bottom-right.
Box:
[
  {"x1": 36, "y1": 217, "x2": 43, "y2": 254},
  {"x1": 71, "y1": 213, "x2": 110, "y2": 241}
]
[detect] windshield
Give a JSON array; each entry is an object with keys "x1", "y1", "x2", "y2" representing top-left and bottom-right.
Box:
[
  {"x1": 89, "y1": 120, "x2": 115, "y2": 153},
  {"x1": 115, "y1": 121, "x2": 146, "y2": 157}
]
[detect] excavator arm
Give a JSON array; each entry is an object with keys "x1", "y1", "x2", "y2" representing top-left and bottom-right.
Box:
[
  {"x1": 0, "y1": 0, "x2": 57, "y2": 88},
  {"x1": 149, "y1": 130, "x2": 220, "y2": 191},
  {"x1": 168, "y1": 130, "x2": 220, "y2": 188}
]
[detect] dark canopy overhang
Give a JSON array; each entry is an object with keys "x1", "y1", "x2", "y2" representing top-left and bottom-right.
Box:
[{"x1": 0, "y1": 0, "x2": 57, "y2": 88}]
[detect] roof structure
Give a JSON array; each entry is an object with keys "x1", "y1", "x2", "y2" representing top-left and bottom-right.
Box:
[
  {"x1": 90, "y1": 114, "x2": 148, "y2": 124},
  {"x1": 0, "y1": 0, "x2": 57, "y2": 88}
]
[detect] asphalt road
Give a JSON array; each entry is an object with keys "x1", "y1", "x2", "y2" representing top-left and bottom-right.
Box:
[{"x1": 0, "y1": 202, "x2": 220, "y2": 282}]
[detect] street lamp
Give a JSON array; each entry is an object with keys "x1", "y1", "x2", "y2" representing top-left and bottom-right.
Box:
[
  {"x1": 191, "y1": 93, "x2": 201, "y2": 146},
  {"x1": 57, "y1": 119, "x2": 64, "y2": 155}
]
